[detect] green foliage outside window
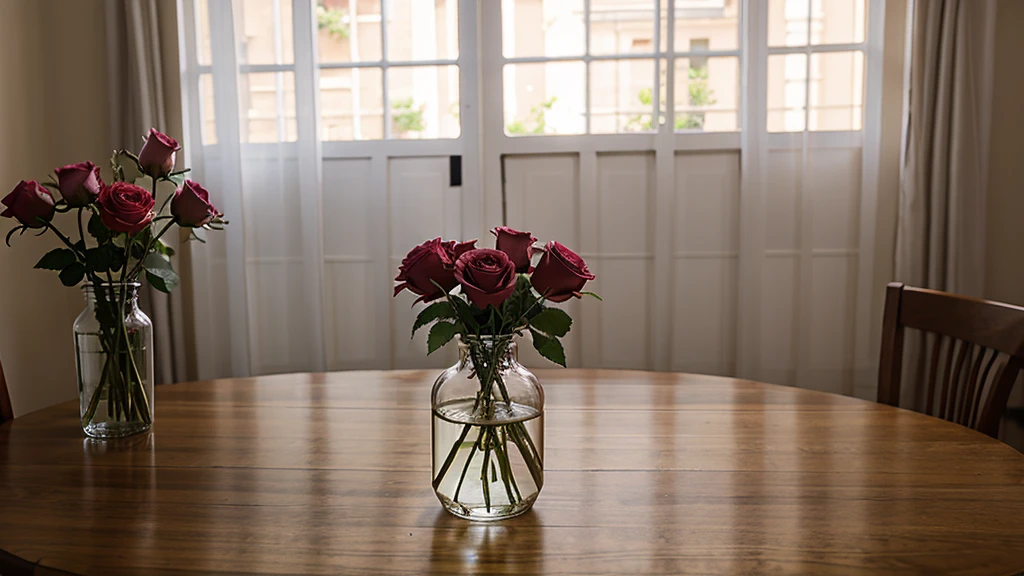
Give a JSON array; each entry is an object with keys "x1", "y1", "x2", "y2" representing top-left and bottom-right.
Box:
[
  {"x1": 392, "y1": 98, "x2": 426, "y2": 135},
  {"x1": 625, "y1": 67, "x2": 717, "y2": 132},
  {"x1": 506, "y1": 97, "x2": 558, "y2": 135},
  {"x1": 317, "y1": 2, "x2": 350, "y2": 41}
]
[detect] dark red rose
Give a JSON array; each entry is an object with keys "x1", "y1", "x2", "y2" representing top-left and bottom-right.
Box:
[
  {"x1": 491, "y1": 226, "x2": 537, "y2": 273},
  {"x1": 54, "y1": 161, "x2": 102, "y2": 207},
  {"x1": 171, "y1": 180, "x2": 220, "y2": 227},
  {"x1": 98, "y1": 182, "x2": 155, "y2": 235},
  {"x1": 530, "y1": 241, "x2": 595, "y2": 302},
  {"x1": 138, "y1": 128, "x2": 180, "y2": 178},
  {"x1": 442, "y1": 239, "x2": 477, "y2": 262},
  {"x1": 1, "y1": 180, "x2": 55, "y2": 228},
  {"x1": 394, "y1": 238, "x2": 457, "y2": 303},
  {"x1": 454, "y1": 249, "x2": 517, "y2": 309}
]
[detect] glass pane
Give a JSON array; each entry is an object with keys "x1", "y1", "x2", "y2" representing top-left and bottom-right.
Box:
[
  {"x1": 767, "y1": 53, "x2": 807, "y2": 132},
  {"x1": 196, "y1": 0, "x2": 212, "y2": 65},
  {"x1": 809, "y1": 51, "x2": 864, "y2": 131},
  {"x1": 591, "y1": 59, "x2": 655, "y2": 134},
  {"x1": 590, "y1": 0, "x2": 656, "y2": 56},
  {"x1": 320, "y1": 68, "x2": 384, "y2": 140},
  {"x1": 317, "y1": 0, "x2": 383, "y2": 63},
  {"x1": 768, "y1": 0, "x2": 809, "y2": 48},
  {"x1": 502, "y1": 0, "x2": 584, "y2": 58},
  {"x1": 386, "y1": 0, "x2": 458, "y2": 62},
  {"x1": 674, "y1": 0, "x2": 740, "y2": 52},
  {"x1": 386, "y1": 66, "x2": 460, "y2": 139},
  {"x1": 239, "y1": 72, "x2": 297, "y2": 142},
  {"x1": 503, "y1": 62, "x2": 585, "y2": 136},
  {"x1": 674, "y1": 56, "x2": 738, "y2": 132},
  {"x1": 238, "y1": 0, "x2": 294, "y2": 65},
  {"x1": 812, "y1": 0, "x2": 867, "y2": 45},
  {"x1": 199, "y1": 75, "x2": 218, "y2": 145}
]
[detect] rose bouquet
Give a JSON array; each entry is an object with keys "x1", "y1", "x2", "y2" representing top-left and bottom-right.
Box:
[
  {"x1": 2, "y1": 129, "x2": 224, "y2": 437},
  {"x1": 395, "y1": 227, "x2": 598, "y2": 520}
]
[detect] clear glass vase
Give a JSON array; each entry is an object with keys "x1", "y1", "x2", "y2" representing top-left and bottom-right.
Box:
[
  {"x1": 74, "y1": 282, "x2": 154, "y2": 438},
  {"x1": 431, "y1": 335, "x2": 544, "y2": 521}
]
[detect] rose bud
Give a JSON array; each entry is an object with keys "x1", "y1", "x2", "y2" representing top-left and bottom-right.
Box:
[
  {"x1": 171, "y1": 180, "x2": 220, "y2": 227},
  {"x1": 97, "y1": 182, "x2": 155, "y2": 235},
  {"x1": 138, "y1": 128, "x2": 181, "y2": 178},
  {"x1": 394, "y1": 238, "x2": 458, "y2": 303},
  {"x1": 491, "y1": 226, "x2": 537, "y2": 273},
  {"x1": 530, "y1": 241, "x2": 595, "y2": 302},
  {"x1": 1, "y1": 180, "x2": 56, "y2": 228},
  {"x1": 454, "y1": 248, "x2": 517, "y2": 309},
  {"x1": 54, "y1": 161, "x2": 103, "y2": 207}
]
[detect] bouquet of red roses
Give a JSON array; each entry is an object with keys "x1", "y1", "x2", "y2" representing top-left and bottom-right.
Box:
[
  {"x1": 395, "y1": 227, "x2": 598, "y2": 365},
  {"x1": 395, "y1": 227, "x2": 597, "y2": 519},
  {"x1": 2, "y1": 129, "x2": 224, "y2": 436}
]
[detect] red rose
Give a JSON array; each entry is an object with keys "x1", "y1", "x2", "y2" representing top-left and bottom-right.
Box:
[
  {"x1": 137, "y1": 128, "x2": 180, "y2": 178},
  {"x1": 54, "y1": 161, "x2": 102, "y2": 207},
  {"x1": 454, "y1": 249, "x2": 517, "y2": 309},
  {"x1": 171, "y1": 180, "x2": 220, "y2": 227},
  {"x1": 491, "y1": 226, "x2": 537, "y2": 273},
  {"x1": 394, "y1": 238, "x2": 458, "y2": 303},
  {"x1": 442, "y1": 239, "x2": 477, "y2": 262},
  {"x1": 530, "y1": 241, "x2": 595, "y2": 302},
  {"x1": 98, "y1": 182, "x2": 155, "y2": 235},
  {"x1": 1, "y1": 180, "x2": 55, "y2": 228}
]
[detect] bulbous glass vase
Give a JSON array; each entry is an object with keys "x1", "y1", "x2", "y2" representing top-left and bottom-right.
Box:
[
  {"x1": 74, "y1": 282, "x2": 154, "y2": 438},
  {"x1": 431, "y1": 335, "x2": 544, "y2": 521}
]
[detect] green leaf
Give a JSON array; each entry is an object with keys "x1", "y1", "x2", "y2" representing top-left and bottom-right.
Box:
[
  {"x1": 412, "y1": 301, "x2": 456, "y2": 337},
  {"x1": 58, "y1": 262, "x2": 86, "y2": 286},
  {"x1": 530, "y1": 328, "x2": 566, "y2": 367},
  {"x1": 529, "y1": 307, "x2": 572, "y2": 337},
  {"x1": 167, "y1": 172, "x2": 186, "y2": 187},
  {"x1": 449, "y1": 294, "x2": 480, "y2": 331},
  {"x1": 580, "y1": 291, "x2": 603, "y2": 301},
  {"x1": 155, "y1": 239, "x2": 175, "y2": 257},
  {"x1": 85, "y1": 245, "x2": 120, "y2": 273},
  {"x1": 35, "y1": 248, "x2": 77, "y2": 271},
  {"x1": 116, "y1": 150, "x2": 144, "y2": 184},
  {"x1": 143, "y1": 252, "x2": 179, "y2": 293},
  {"x1": 427, "y1": 321, "x2": 458, "y2": 355},
  {"x1": 88, "y1": 213, "x2": 111, "y2": 243}
]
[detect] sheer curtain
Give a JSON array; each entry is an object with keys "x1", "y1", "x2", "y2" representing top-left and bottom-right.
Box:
[{"x1": 181, "y1": 0, "x2": 325, "y2": 378}]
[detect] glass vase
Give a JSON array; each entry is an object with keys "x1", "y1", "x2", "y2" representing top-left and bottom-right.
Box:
[
  {"x1": 74, "y1": 282, "x2": 154, "y2": 438},
  {"x1": 431, "y1": 335, "x2": 544, "y2": 521}
]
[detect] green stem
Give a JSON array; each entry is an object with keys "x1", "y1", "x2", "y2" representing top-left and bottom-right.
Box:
[
  {"x1": 452, "y1": 431, "x2": 481, "y2": 501},
  {"x1": 432, "y1": 422, "x2": 472, "y2": 490},
  {"x1": 480, "y1": 427, "x2": 492, "y2": 512}
]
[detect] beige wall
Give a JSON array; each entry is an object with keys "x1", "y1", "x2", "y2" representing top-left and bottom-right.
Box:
[
  {"x1": 0, "y1": 0, "x2": 112, "y2": 416},
  {"x1": 985, "y1": 0, "x2": 1024, "y2": 307}
]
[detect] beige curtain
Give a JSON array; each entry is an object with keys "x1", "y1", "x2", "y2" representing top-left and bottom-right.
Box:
[
  {"x1": 106, "y1": 0, "x2": 191, "y2": 384},
  {"x1": 895, "y1": 0, "x2": 996, "y2": 408}
]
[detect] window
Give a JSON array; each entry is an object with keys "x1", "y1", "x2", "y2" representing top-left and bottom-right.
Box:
[
  {"x1": 767, "y1": 0, "x2": 867, "y2": 132},
  {"x1": 317, "y1": 0, "x2": 460, "y2": 140},
  {"x1": 500, "y1": 0, "x2": 740, "y2": 136}
]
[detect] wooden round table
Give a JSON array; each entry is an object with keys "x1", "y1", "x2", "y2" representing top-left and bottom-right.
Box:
[{"x1": 2, "y1": 370, "x2": 1024, "y2": 575}]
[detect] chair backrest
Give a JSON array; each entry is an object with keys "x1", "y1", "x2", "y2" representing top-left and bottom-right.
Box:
[
  {"x1": 0, "y1": 356, "x2": 12, "y2": 424},
  {"x1": 878, "y1": 282, "x2": 1024, "y2": 438}
]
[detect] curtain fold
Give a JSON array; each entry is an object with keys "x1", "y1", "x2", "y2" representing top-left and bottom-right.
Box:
[
  {"x1": 106, "y1": 0, "x2": 189, "y2": 384},
  {"x1": 895, "y1": 0, "x2": 996, "y2": 408}
]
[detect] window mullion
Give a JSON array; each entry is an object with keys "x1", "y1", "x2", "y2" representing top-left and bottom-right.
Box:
[
  {"x1": 381, "y1": 0, "x2": 391, "y2": 139},
  {"x1": 584, "y1": 0, "x2": 591, "y2": 134}
]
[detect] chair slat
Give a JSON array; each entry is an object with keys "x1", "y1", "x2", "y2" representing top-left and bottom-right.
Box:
[
  {"x1": 925, "y1": 333, "x2": 945, "y2": 416},
  {"x1": 969, "y1": 350, "x2": 1000, "y2": 429},
  {"x1": 958, "y1": 345, "x2": 987, "y2": 426}
]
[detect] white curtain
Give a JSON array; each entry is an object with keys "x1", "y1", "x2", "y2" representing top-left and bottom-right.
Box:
[
  {"x1": 184, "y1": 0, "x2": 326, "y2": 378},
  {"x1": 894, "y1": 0, "x2": 996, "y2": 408}
]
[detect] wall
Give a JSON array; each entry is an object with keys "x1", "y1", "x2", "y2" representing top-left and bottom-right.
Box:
[{"x1": 0, "y1": 1, "x2": 112, "y2": 416}]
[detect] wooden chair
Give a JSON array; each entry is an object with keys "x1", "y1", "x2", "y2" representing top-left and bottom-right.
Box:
[
  {"x1": 878, "y1": 282, "x2": 1024, "y2": 438},
  {"x1": 0, "y1": 355, "x2": 12, "y2": 424}
]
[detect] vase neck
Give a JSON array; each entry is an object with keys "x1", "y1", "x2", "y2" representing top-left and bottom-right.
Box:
[
  {"x1": 83, "y1": 282, "x2": 142, "y2": 312},
  {"x1": 458, "y1": 335, "x2": 518, "y2": 367}
]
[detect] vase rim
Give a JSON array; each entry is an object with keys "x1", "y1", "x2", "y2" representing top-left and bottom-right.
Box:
[
  {"x1": 81, "y1": 281, "x2": 143, "y2": 291},
  {"x1": 459, "y1": 334, "x2": 515, "y2": 342}
]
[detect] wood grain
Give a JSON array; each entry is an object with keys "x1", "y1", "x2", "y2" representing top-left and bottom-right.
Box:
[{"x1": 2, "y1": 370, "x2": 1024, "y2": 575}]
